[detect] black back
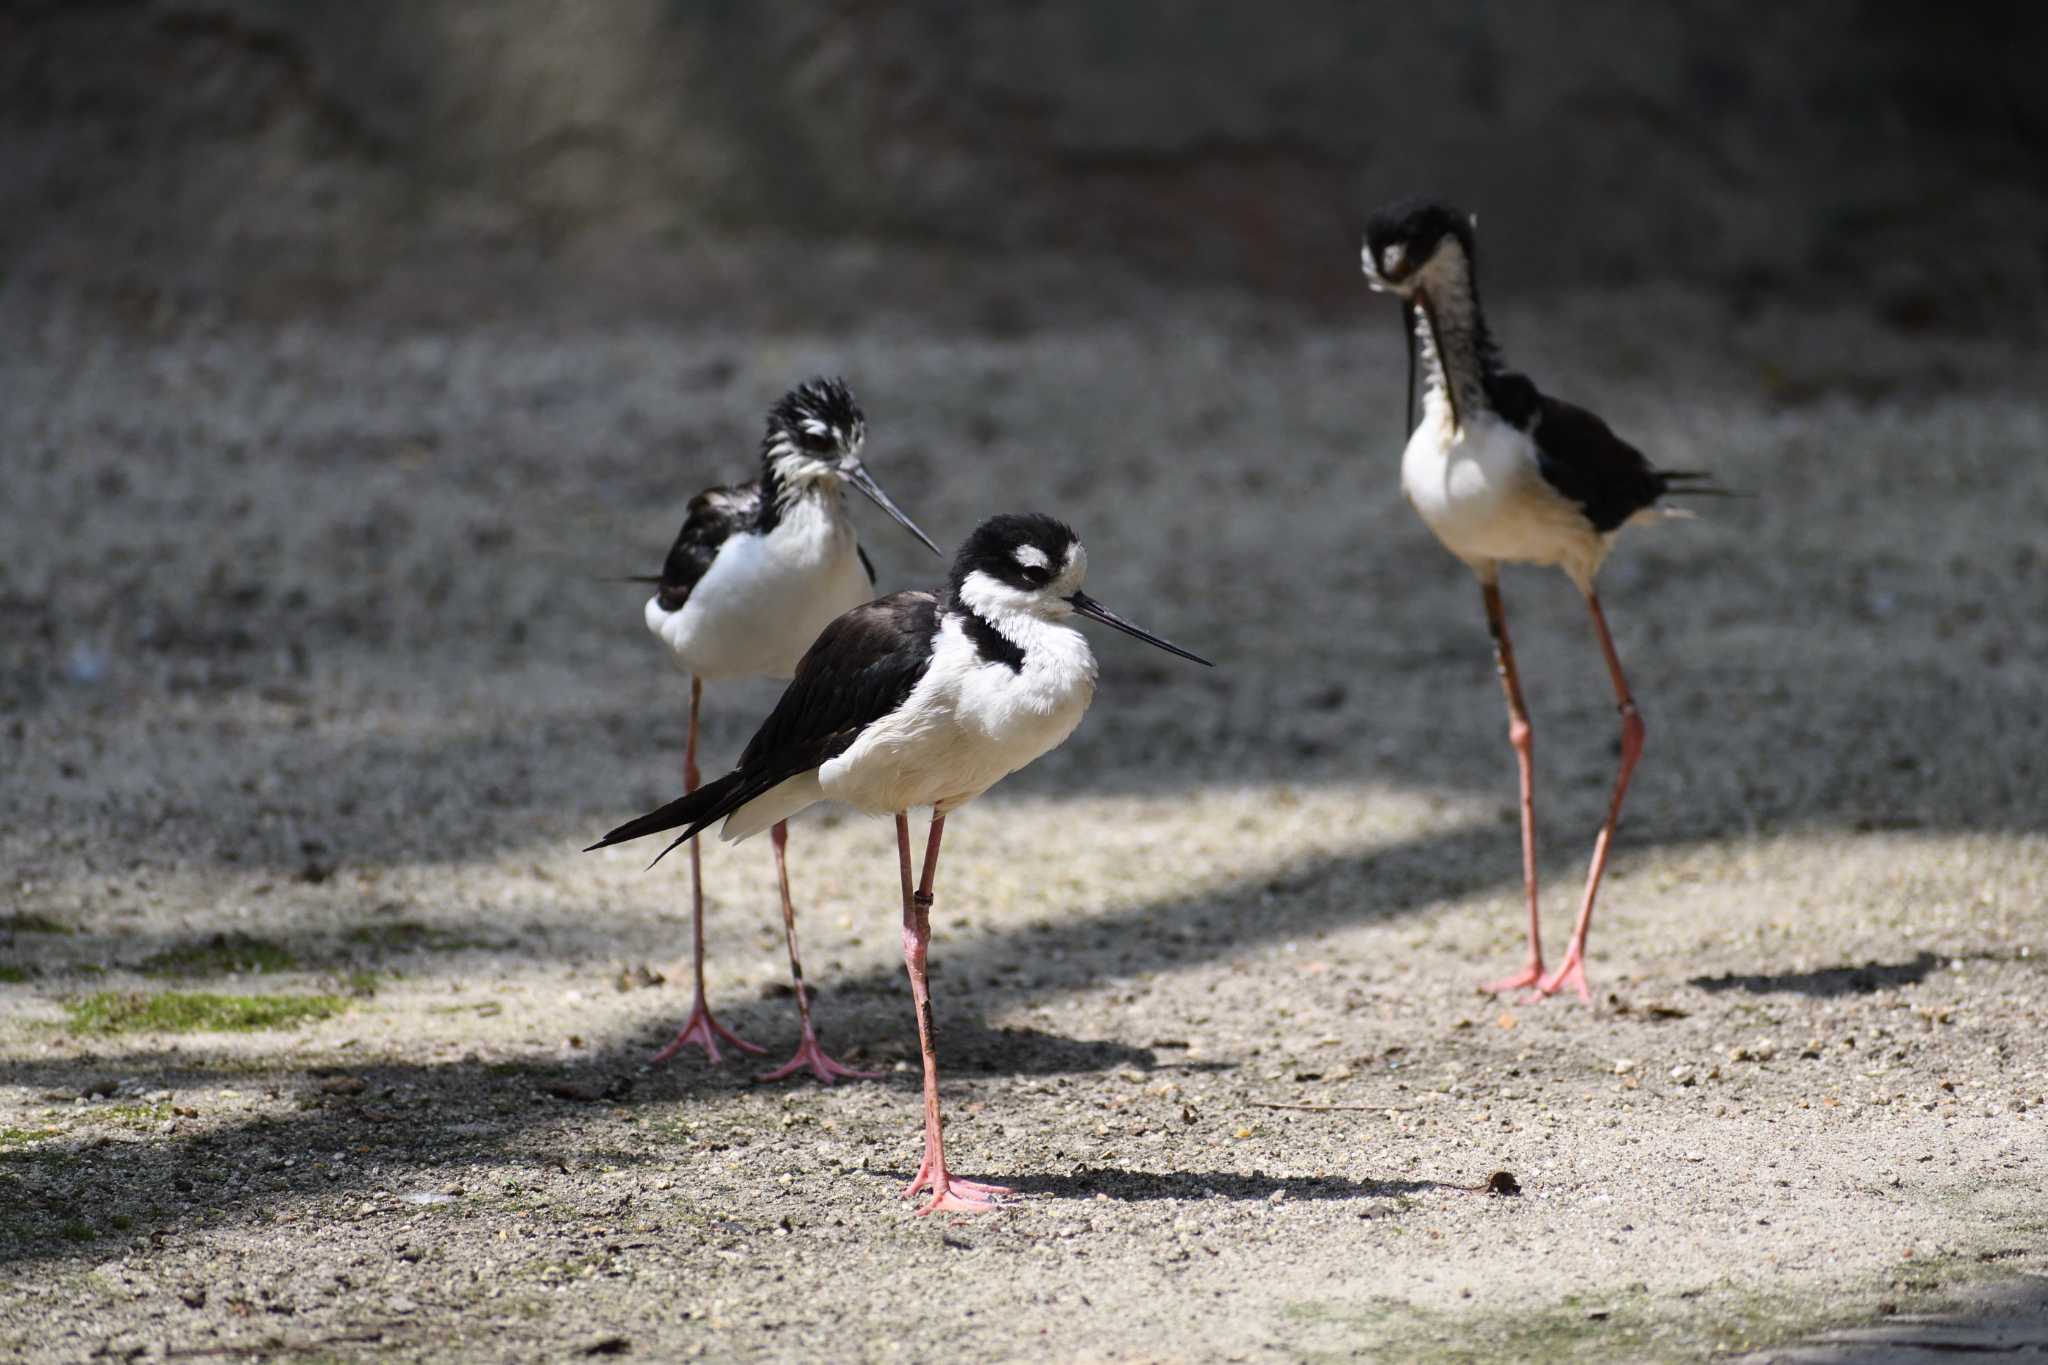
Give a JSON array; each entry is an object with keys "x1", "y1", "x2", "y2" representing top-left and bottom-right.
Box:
[
  {"x1": 653, "y1": 482, "x2": 762, "y2": 611},
  {"x1": 1487, "y1": 372, "x2": 1696, "y2": 533},
  {"x1": 735, "y1": 590, "x2": 941, "y2": 778}
]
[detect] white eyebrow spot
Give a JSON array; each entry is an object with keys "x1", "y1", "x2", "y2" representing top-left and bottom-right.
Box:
[
  {"x1": 1013, "y1": 544, "x2": 1051, "y2": 570},
  {"x1": 800, "y1": 418, "x2": 832, "y2": 437},
  {"x1": 1382, "y1": 243, "x2": 1406, "y2": 274}
]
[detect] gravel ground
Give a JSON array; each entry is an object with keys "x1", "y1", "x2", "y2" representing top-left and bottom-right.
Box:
[{"x1": 2, "y1": 247, "x2": 2044, "y2": 1361}]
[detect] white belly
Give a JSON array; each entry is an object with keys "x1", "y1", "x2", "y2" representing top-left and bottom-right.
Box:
[
  {"x1": 816, "y1": 617, "x2": 1097, "y2": 817},
  {"x1": 645, "y1": 504, "x2": 873, "y2": 682},
  {"x1": 1400, "y1": 411, "x2": 1602, "y2": 583}
]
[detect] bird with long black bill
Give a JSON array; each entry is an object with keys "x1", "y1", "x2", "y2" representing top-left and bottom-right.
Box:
[
  {"x1": 626, "y1": 377, "x2": 940, "y2": 1081},
  {"x1": 590, "y1": 513, "x2": 1212, "y2": 1213},
  {"x1": 1361, "y1": 197, "x2": 1720, "y2": 1001}
]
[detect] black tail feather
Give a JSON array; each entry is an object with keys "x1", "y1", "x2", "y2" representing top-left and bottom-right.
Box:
[
  {"x1": 585, "y1": 771, "x2": 749, "y2": 861},
  {"x1": 601, "y1": 575, "x2": 663, "y2": 585}
]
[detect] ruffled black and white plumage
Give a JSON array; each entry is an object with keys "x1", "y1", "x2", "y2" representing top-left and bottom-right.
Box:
[
  {"x1": 640, "y1": 377, "x2": 935, "y2": 681},
  {"x1": 1362, "y1": 196, "x2": 1720, "y2": 592}
]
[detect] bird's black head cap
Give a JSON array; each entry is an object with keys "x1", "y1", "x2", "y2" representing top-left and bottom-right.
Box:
[
  {"x1": 765, "y1": 376, "x2": 866, "y2": 458},
  {"x1": 948, "y1": 512, "x2": 1082, "y2": 595},
  {"x1": 1362, "y1": 196, "x2": 1477, "y2": 289}
]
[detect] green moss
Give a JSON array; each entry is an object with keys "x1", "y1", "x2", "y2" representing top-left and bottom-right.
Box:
[
  {"x1": 0, "y1": 911, "x2": 71, "y2": 934},
  {"x1": 1280, "y1": 1252, "x2": 2021, "y2": 1365},
  {"x1": 0, "y1": 1126, "x2": 63, "y2": 1150},
  {"x1": 139, "y1": 932, "x2": 297, "y2": 978},
  {"x1": 59, "y1": 1220, "x2": 95, "y2": 1243},
  {"x1": 0, "y1": 964, "x2": 32, "y2": 983},
  {"x1": 97, "y1": 1103, "x2": 174, "y2": 1128},
  {"x1": 64, "y1": 990, "x2": 348, "y2": 1035},
  {"x1": 344, "y1": 920, "x2": 492, "y2": 952}
]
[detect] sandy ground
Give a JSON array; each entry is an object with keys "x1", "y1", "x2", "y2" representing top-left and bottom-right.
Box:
[{"x1": 2, "y1": 247, "x2": 2045, "y2": 1361}]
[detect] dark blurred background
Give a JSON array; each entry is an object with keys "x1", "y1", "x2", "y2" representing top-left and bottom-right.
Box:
[{"x1": 5, "y1": 0, "x2": 2044, "y2": 333}]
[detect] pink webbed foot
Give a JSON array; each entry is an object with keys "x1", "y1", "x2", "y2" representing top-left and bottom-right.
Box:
[
  {"x1": 756, "y1": 1033, "x2": 883, "y2": 1085},
  {"x1": 1536, "y1": 951, "x2": 1593, "y2": 1003},
  {"x1": 1478, "y1": 959, "x2": 1545, "y2": 996},
  {"x1": 650, "y1": 1000, "x2": 767, "y2": 1066},
  {"x1": 903, "y1": 1156, "x2": 1014, "y2": 1215}
]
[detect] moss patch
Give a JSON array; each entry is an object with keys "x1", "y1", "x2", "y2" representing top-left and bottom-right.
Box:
[
  {"x1": 64, "y1": 990, "x2": 349, "y2": 1035},
  {"x1": 1280, "y1": 1254, "x2": 2020, "y2": 1364},
  {"x1": 96, "y1": 1103, "x2": 175, "y2": 1129},
  {"x1": 139, "y1": 931, "x2": 297, "y2": 978},
  {"x1": 0, "y1": 964, "x2": 32, "y2": 983},
  {"x1": 344, "y1": 920, "x2": 495, "y2": 952},
  {"x1": 0, "y1": 911, "x2": 70, "y2": 934}
]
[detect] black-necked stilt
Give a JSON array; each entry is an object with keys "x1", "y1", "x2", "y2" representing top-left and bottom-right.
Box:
[
  {"x1": 591, "y1": 513, "x2": 1212, "y2": 1213},
  {"x1": 630, "y1": 376, "x2": 940, "y2": 1080},
  {"x1": 1361, "y1": 197, "x2": 1719, "y2": 1002}
]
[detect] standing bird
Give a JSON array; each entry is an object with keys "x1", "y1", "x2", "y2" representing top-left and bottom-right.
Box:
[
  {"x1": 632, "y1": 377, "x2": 941, "y2": 1080},
  {"x1": 1360, "y1": 197, "x2": 1718, "y2": 1001},
  {"x1": 590, "y1": 513, "x2": 1212, "y2": 1213}
]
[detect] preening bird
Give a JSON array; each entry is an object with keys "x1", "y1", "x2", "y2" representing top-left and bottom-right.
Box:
[
  {"x1": 591, "y1": 513, "x2": 1212, "y2": 1212},
  {"x1": 629, "y1": 376, "x2": 940, "y2": 1079},
  {"x1": 1361, "y1": 197, "x2": 1720, "y2": 1001}
]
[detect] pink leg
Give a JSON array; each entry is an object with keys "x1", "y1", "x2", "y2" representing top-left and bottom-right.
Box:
[
  {"x1": 652, "y1": 676, "x2": 764, "y2": 1066},
  {"x1": 897, "y1": 814, "x2": 1012, "y2": 1214},
  {"x1": 757, "y1": 821, "x2": 882, "y2": 1084},
  {"x1": 1477, "y1": 580, "x2": 1546, "y2": 995},
  {"x1": 1538, "y1": 592, "x2": 1645, "y2": 1002}
]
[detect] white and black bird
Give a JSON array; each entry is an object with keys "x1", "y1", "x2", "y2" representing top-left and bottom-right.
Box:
[
  {"x1": 591, "y1": 513, "x2": 1212, "y2": 1213},
  {"x1": 1361, "y1": 196, "x2": 1720, "y2": 1002},
  {"x1": 628, "y1": 376, "x2": 940, "y2": 1080}
]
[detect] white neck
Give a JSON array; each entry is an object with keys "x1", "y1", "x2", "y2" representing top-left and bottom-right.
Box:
[{"x1": 954, "y1": 570, "x2": 1097, "y2": 683}]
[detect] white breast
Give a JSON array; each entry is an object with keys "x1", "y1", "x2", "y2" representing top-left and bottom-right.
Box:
[
  {"x1": 1400, "y1": 407, "x2": 1604, "y2": 584},
  {"x1": 818, "y1": 615, "x2": 1098, "y2": 817},
  {"x1": 644, "y1": 497, "x2": 872, "y2": 682}
]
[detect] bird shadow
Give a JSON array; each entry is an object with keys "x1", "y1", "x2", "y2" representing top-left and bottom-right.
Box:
[
  {"x1": 994, "y1": 1165, "x2": 1460, "y2": 1204},
  {"x1": 1688, "y1": 951, "x2": 1940, "y2": 997}
]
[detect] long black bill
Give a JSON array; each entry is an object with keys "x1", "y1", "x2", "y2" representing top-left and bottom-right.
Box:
[
  {"x1": 1402, "y1": 298, "x2": 1419, "y2": 436},
  {"x1": 843, "y1": 462, "x2": 942, "y2": 556},
  {"x1": 1067, "y1": 591, "x2": 1213, "y2": 667}
]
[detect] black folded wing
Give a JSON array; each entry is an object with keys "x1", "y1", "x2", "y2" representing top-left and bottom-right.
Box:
[
  {"x1": 586, "y1": 590, "x2": 943, "y2": 860},
  {"x1": 653, "y1": 482, "x2": 762, "y2": 611}
]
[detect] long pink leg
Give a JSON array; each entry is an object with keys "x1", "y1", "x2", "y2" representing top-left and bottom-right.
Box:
[
  {"x1": 757, "y1": 820, "x2": 883, "y2": 1084},
  {"x1": 897, "y1": 814, "x2": 1012, "y2": 1214},
  {"x1": 1538, "y1": 592, "x2": 1645, "y2": 1002},
  {"x1": 1477, "y1": 580, "x2": 1546, "y2": 995},
  {"x1": 652, "y1": 676, "x2": 764, "y2": 1065}
]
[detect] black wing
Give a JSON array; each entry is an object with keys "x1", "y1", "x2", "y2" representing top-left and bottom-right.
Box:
[
  {"x1": 1488, "y1": 371, "x2": 1707, "y2": 534},
  {"x1": 653, "y1": 482, "x2": 761, "y2": 611},
  {"x1": 586, "y1": 591, "x2": 942, "y2": 859},
  {"x1": 736, "y1": 590, "x2": 941, "y2": 776}
]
